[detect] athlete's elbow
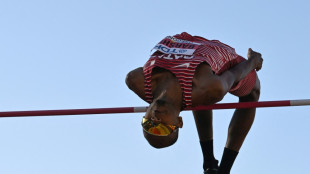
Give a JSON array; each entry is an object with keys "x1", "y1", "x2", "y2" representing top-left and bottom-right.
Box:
[
  {"x1": 125, "y1": 68, "x2": 143, "y2": 90},
  {"x1": 125, "y1": 72, "x2": 134, "y2": 90}
]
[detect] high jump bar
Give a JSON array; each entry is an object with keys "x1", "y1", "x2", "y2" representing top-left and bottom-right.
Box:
[{"x1": 0, "y1": 99, "x2": 310, "y2": 117}]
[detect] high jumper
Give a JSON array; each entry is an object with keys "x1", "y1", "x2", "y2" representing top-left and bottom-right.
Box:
[{"x1": 125, "y1": 32, "x2": 262, "y2": 174}]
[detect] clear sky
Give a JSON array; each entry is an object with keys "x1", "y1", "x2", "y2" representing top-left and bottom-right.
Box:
[{"x1": 1, "y1": 0, "x2": 310, "y2": 174}]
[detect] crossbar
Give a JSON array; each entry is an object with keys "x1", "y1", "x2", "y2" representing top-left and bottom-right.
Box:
[{"x1": 0, "y1": 99, "x2": 309, "y2": 117}]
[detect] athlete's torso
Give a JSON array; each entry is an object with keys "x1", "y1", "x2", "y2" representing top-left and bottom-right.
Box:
[{"x1": 143, "y1": 32, "x2": 241, "y2": 109}]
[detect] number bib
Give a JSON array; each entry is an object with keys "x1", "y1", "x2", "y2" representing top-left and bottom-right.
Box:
[{"x1": 152, "y1": 36, "x2": 201, "y2": 55}]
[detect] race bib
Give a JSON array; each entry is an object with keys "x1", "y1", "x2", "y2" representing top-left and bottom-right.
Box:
[{"x1": 152, "y1": 36, "x2": 201, "y2": 55}]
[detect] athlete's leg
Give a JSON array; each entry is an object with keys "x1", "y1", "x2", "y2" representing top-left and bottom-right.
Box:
[
  {"x1": 226, "y1": 76, "x2": 260, "y2": 151},
  {"x1": 218, "y1": 77, "x2": 260, "y2": 174},
  {"x1": 193, "y1": 110, "x2": 213, "y2": 141},
  {"x1": 193, "y1": 110, "x2": 218, "y2": 173}
]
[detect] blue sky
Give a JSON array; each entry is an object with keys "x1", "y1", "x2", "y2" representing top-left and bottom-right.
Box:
[{"x1": 0, "y1": 0, "x2": 310, "y2": 174}]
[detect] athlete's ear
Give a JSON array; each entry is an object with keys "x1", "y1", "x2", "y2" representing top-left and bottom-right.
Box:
[{"x1": 177, "y1": 116, "x2": 183, "y2": 128}]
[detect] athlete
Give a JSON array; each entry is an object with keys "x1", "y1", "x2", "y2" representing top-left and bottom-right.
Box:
[{"x1": 125, "y1": 32, "x2": 263, "y2": 174}]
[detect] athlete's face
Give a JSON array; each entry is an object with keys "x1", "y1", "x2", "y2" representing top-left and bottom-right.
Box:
[
  {"x1": 142, "y1": 99, "x2": 183, "y2": 148},
  {"x1": 144, "y1": 99, "x2": 183, "y2": 129}
]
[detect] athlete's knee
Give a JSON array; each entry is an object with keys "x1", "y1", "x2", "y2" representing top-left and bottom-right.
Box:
[
  {"x1": 240, "y1": 77, "x2": 260, "y2": 102},
  {"x1": 249, "y1": 87, "x2": 260, "y2": 101},
  {"x1": 252, "y1": 77, "x2": 261, "y2": 100}
]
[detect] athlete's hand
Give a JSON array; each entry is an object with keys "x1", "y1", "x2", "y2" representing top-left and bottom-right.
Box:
[{"x1": 247, "y1": 48, "x2": 263, "y2": 71}]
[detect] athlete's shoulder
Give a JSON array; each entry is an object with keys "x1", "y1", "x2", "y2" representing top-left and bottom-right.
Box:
[{"x1": 125, "y1": 67, "x2": 146, "y2": 101}]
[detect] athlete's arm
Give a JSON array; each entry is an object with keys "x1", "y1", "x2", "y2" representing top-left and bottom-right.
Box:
[
  {"x1": 217, "y1": 48, "x2": 263, "y2": 97},
  {"x1": 125, "y1": 67, "x2": 146, "y2": 100}
]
